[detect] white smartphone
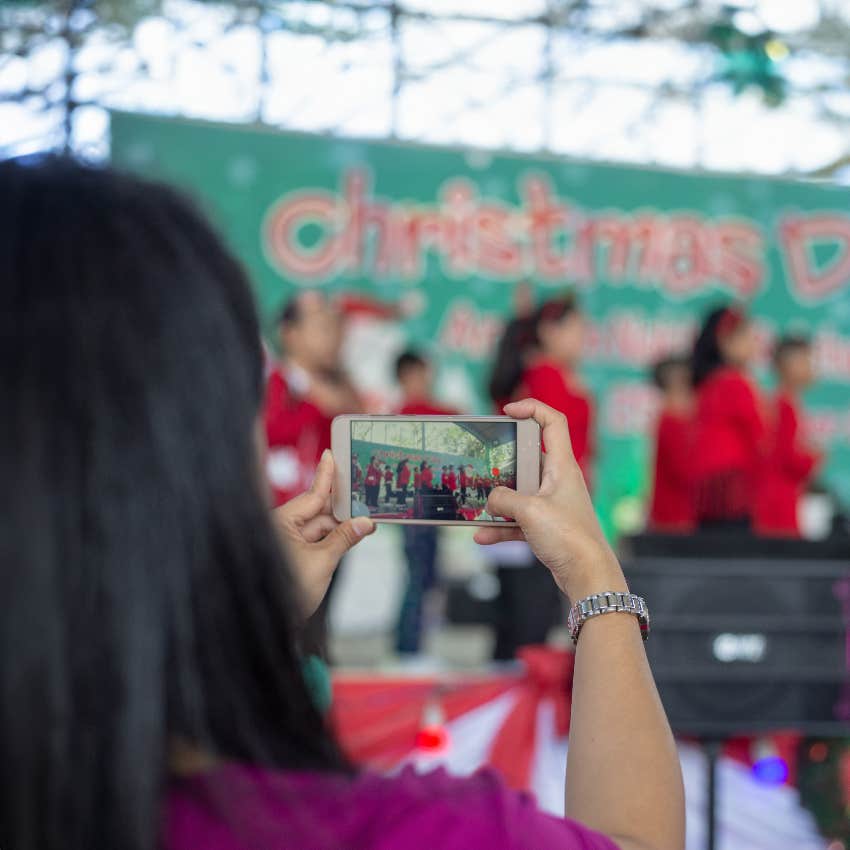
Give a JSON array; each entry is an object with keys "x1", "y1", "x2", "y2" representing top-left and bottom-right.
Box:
[{"x1": 331, "y1": 414, "x2": 541, "y2": 526}]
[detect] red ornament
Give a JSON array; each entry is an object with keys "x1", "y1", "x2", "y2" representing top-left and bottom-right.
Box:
[
  {"x1": 808, "y1": 741, "x2": 829, "y2": 763},
  {"x1": 415, "y1": 724, "x2": 449, "y2": 752},
  {"x1": 491, "y1": 467, "x2": 500, "y2": 477}
]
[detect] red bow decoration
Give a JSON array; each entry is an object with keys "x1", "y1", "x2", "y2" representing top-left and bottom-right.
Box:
[
  {"x1": 717, "y1": 307, "x2": 744, "y2": 338},
  {"x1": 487, "y1": 645, "x2": 575, "y2": 790}
]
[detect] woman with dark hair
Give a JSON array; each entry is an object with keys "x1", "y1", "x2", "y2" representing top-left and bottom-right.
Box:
[
  {"x1": 485, "y1": 289, "x2": 556, "y2": 661},
  {"x1": 523, "y1": 294, "x2": 594, "y2": 483},
  {"x1": 691, "y1": 305, "x2": 767, "y2": 527},
  {"x1": 0, "y1": 158, "x2": 683, "y2": 850},
  {"x1": 364, "y1": 455, "x2": 381, "y2": 507},
  {"x1": 488, "y1": 316, "x2": 536, "y2": 410}
]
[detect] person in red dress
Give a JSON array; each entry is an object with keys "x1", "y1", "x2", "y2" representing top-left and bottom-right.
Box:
[
  {"x1": 351, "y1": 457, "x2": 364, "y2": 497},
  {"x1": 691, "y1": 306, "x2": 766, "y2": 529},
  {"x1": 420, "y1": 461, "x2": 434, "y2": 490},
  {"x1": 755, "y1": 335, "x2": 821, "y2": 537},
  {"x1": 522, "y1": 294, "x2": 594, "y2": 484},
  {"x1": 364, "y1": 455, "x2": 381, "y2": 508},
  {"x1": 440, "y1": 466, "x2": 449, "y2": 491},
  {"x1": 265, "y1": 292, "x2": 361, "y2": 658},
  {"x1": 394, "y1": 350, "x2": 458, "y2": 655},
  {"x1": 648, "y1": 355, "x2": 696, "y2": 533},
  {"x1": 396, "y1": 459, "x2": 412, "y2": 505},
  {"x1": 446, "y1": 465, "x2": 458, "y2": 494},
  {"x1": 458, "y1": 466, "x2": 468, "y2": 503},
  {"x1": 264, "y1": 291, "x2": 360, "y2": 506},
  {"x1": 484, "y1": 286, "x2": 564, "y2": 661}
]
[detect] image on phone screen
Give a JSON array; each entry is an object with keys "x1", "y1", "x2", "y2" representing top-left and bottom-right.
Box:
[{"x1": 351, "y1": 419, "x2": 517, "y2": 522}]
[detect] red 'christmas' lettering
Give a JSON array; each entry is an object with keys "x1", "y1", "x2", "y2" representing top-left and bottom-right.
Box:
[
  {"x1": 263, "y1": 167, "x2": 768, "y2": 299},
  {"x1": 780, "y1": 214, "x2": 850, "y2": 302},
  {"x1": 475, "y1": 203, "x2": 523, "y2": 277},
  {"x1": 264, "y1": 190, "x2": 342, "y2": 280}
]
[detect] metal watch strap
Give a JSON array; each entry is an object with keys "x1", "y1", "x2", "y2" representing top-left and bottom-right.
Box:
[{"x1": 567, "y1": 591, "x2": 650, "y2": 645}]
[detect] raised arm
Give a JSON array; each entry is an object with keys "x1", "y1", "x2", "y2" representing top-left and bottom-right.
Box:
[{"x1": 474, "y1": 399, "x2": 684, "y2": 850}]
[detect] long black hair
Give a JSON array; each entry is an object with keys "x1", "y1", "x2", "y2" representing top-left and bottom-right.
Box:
[
  {"x1": 691, "y1": 305, "x2": 746, "y2": 386},
  {"x1": 0, "y1": 158, "x2": 344, "y2": 850},
  {"x1": 487, "y1": 315, "x2": 536, "y2": 404}
]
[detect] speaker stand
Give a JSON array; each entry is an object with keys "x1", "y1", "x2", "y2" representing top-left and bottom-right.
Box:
[{"x1": 704, "y1": 738, "x2": 723, "y2": 850}]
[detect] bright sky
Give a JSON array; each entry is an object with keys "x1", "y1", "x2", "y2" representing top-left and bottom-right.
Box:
[{"x1": 2, "y1": 0, "x2": 850, "y2": 178}]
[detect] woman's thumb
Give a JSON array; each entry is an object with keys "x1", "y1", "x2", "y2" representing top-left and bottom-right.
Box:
[
  {"x1": 486, "y1": 486, "x2": 525, "y2": 523},
  {"x1": 323, "y1": 516, "x2": 375, "y2": 557}
]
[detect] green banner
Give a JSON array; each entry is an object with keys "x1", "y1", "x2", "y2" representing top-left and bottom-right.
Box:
[{"x1": 111, "y1": 111, "x2": 850, "y2": 534}]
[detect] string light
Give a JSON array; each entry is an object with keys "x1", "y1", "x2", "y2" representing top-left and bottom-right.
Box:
[
  {"x1": 751, "y1": 737, "x2": 788, "y2": 785},
  {"x1": 415, "y1": 725, "x2": 449, "y2": 752},
  {"x1": 752, "y1": 756, "x2": 789, "y2": 785},
  {"x1": 764, "y1": 38, "x2": 790, "y2": 62}
]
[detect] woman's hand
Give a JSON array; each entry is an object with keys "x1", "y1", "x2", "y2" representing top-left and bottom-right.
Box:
[
  {"x1": 273, "y1": 449, "x2": 375, "y2": 617},
  {"x1": 473, "y1": 398, "x2": 626, "y2": 602},
  {"x1": 479, "y1": 400, "x2": 685, "y2": 850}
]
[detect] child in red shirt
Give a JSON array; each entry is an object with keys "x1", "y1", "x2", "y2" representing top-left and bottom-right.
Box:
[
  {"x1": 264, "y1": 291, "x2": 360, "y2": 506},
  {"x1": 383, "y1": 465, "x2": 393, "y2": 502},
  {"x1": 447, "y1": 465, "x2": 458, "y2": 493},
  {"x1": 395, "y1": 350, "x2": 457, "y2": 417},
  {"x1": 420, "y1": 462, "x2": 434, "y2": 490},
  {"x1": 393, "y1": 350, "x2": 458, "y2": 655},
  {"x1": 364, "y1": 456, "x2": 381, "y2": 508},
  {"x1": 396, "y1": 459, "x2": 412, "y2": 504},
  {"x1": 521, "y1": 295, "x2": 594, "y2": 484},
  {"x1": 755, "y1": 335, "x2": 820, "y2": 537},
  {"x1": 459, "y1": 466, "x2": 470, "y2": 503},
  {"x1": 692, "y1": 306, "x2": 766, "y2": 527},
  {"x1": 648, "y1": 356, "x2": 695, "y2": 533}
]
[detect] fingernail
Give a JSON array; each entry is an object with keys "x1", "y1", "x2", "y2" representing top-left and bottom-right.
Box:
[
  {"x1": 321, "y1": 448, "x2": 332, "y2": 462},
  {"x1": 352, "y1": 517, "x2": 374, "y2": 536}
]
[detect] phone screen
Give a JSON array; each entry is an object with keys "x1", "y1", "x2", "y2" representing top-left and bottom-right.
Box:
[{"x1": 350, "y1": 419, "x2": 517, "y2": 522}]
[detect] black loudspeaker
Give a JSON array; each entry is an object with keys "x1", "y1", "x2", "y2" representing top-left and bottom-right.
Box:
[
  {"x1": 622, "y1": 534, "x2": 850, "y2": 736},
  {"x1": 420, "y1": 493, "x2": 460, "y2": 520}
]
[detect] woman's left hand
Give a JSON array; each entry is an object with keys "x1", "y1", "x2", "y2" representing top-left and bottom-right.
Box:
[{"x1": 273, "y1": 449, "x2": 375, "y2": 617}]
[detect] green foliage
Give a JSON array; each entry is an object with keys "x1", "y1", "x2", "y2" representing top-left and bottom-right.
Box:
[
  {"x1": 706, "y1": 16, "x2": 788, "y2": 106},
  {"x1": 350, "y1": 421, "x2": 496, "y2": 462},
  {"x1": 91, "y1": 0, "x2": 166, "y2": 31},
  {"x1": 425, "y1": 423, "x2": 486, "y2": 459},
  {"x1": 490, "y1": 441, "x2": 516, "y2": 472}
]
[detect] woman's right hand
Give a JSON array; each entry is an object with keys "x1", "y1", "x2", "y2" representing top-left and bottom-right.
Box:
[
  {"x1": 479, "y1": 399, "x2": 685, "y2": 850},
  {"x1": 473, "y1": 398, "x2": 627, "y2": 602}
]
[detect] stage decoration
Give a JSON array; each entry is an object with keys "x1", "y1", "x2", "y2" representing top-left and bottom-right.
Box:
[
  {"x1": 332, "y1": 646, "x2": 830, "y2": 849},
  {"x1": 706, "y1": 13, "x2": 788, "y2": 105}
]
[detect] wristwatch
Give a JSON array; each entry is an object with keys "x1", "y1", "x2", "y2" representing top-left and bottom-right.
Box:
[{"x1": 567, "y1": 591, "x2": 650, "y2": 645}]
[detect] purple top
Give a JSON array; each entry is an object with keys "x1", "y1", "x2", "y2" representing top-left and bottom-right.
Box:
[{"x1": 164, "y1": 764, "x2": 618, "y2": 850}]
